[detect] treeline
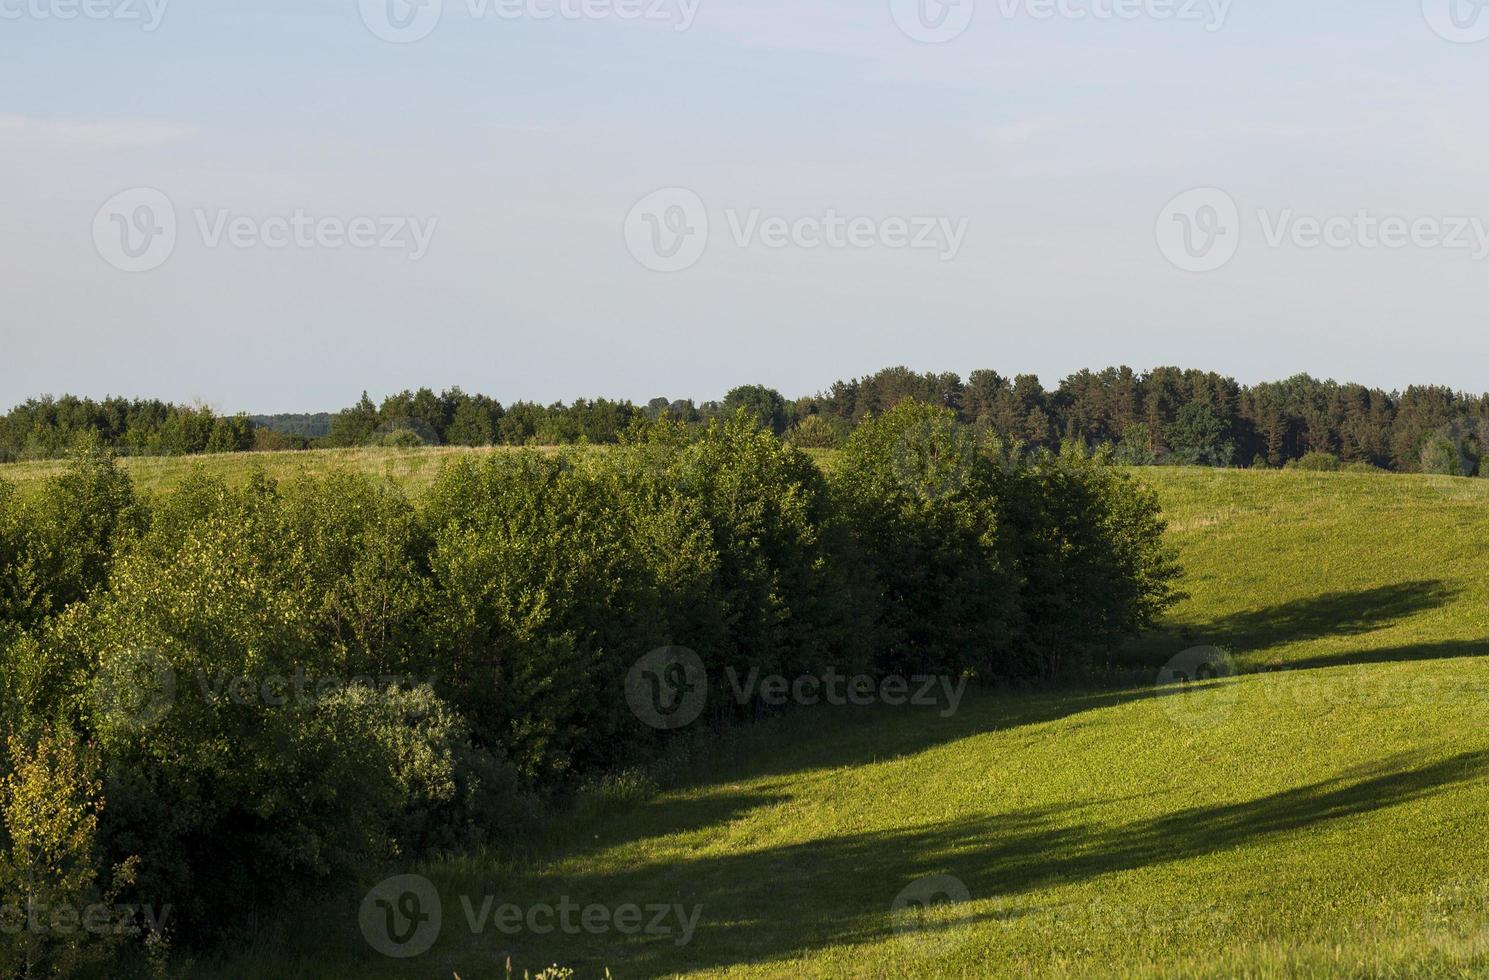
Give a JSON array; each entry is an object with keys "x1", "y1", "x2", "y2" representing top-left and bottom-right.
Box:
[
  {"x1": 0, "y1": 396, "x2": 265, "y2": 462},
  {"x1": 12, "y1": 366, "x2": 1489, "y2": 474},
  {"x1": 0, "y1": 404, "x2": 1180, "y2": 972},
  {"x1": 306, "y1": 370, "x2": 1489, "y2": 476},
  {"x1": 795, "y1": 366, "x2": 1489, "y2": 474},
  {"x1": 247, "y1": 412, "x2": 332, "y2": 439}
]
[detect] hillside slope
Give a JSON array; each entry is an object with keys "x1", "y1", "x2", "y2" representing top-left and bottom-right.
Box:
[{"x1": 125, "y1": 464, "x2": 1489, "y2": 977}]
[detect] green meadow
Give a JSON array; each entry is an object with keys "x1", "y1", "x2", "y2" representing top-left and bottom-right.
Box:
[{"x1": 8, "y1": 452, "x2": 1488, "y2": 977}]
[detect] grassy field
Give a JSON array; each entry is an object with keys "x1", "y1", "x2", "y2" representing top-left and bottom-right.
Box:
[
  {"x1": 0, "y1": 446, "x2": 836, "y2": 501},
  {"x1": 15, "y1": 451, "x2": 1489, "y2": 977},
  {"x1": 0, "y1": 446, "x2": 523, "y2": 500}
]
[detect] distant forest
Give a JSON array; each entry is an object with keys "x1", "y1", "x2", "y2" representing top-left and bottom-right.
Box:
[{"x1": 4, "y1": 366, "x2": 1489, "y2": 475}]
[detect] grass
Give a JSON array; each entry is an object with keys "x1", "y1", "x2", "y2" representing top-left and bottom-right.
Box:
[
  {"x1": 16, "y1": 450, "x2": 1489, "y2": 977},
  {"x1": 0, "y1": 446, "x2": 537, "y2": 501},
  {"x1": 0, "y1": 446, "x2": 843, "y2": 501}
]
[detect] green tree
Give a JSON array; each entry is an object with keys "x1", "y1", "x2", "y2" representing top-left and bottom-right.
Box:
[
  {"x1": 722, "y1": 385, "x2": 789, "y2": 436},
  {"x1": 326, "y1": 392, "x2": 380, "y2": 447},
  {"x1": 831, "y1": 401, "x2": 1014, "y2": 678},
  {"x1": 0, "y1": 729, "x2": 141, "y2": 979},
  {"x1": 1166, "y1": 403, "x2": 1234, "y2": 466},
  {"x1": 445, "y1": 398, "x2": 495, "y2": 447}
]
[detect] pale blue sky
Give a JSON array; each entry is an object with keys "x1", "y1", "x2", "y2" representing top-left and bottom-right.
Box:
[{"x1": 3, "y1": 0, "x2": 1487, "y2": 412}]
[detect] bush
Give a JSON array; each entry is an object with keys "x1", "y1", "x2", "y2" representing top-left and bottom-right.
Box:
[
  {"x1": 1420, "y1": 436, "x2": 1472, "y2": 477},
  {"x1": 422, "y1": 449, "x2": 719, "y2": 783},
  {"x1": 830, "y1": 401, "x2": 1017, "y2": 678},
  {"x1": 1001, "y1": 445, "x2": 1182, "y2": 677},
  {"x1": 0, "y1": 728, "x2": 146, "y2": 977},
  {"x1": 662, "y1": 412, "x2": 864, "y2": 711},
  {"x1": 57, "y1": 471, "x2": 498, "y2": 938},
  {"x1": 10, "y1": 437, "x2": 141, "y2": 627},
  {"x1": 0, "y1": 407, "x2": 1184, "y2": 959},
  {"x1": 786, "y1": 414, "x2": 850, "y2": 449}
]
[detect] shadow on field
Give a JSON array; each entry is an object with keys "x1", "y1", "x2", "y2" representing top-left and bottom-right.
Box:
[
  {"x1": 463, "y1": 741, "x2": 1489, "y2": 976},
  {"x1": 1131, "y1": 579, "x2": 1459, "y2": 665},
  {"x1": 1285, "y1": 638, "x2": 1489, "y2": 671},
  {"x1": 555, "y1": 689, "x2": 1159, "y2": 862}
]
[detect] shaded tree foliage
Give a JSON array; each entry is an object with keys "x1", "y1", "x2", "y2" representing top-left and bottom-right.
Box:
[{"x1": 0, "y1": 413, "x2": 1180, "y2": 964}]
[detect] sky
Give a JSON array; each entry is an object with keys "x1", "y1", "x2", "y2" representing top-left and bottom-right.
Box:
[{"x1": 3, "y1": 0, "x2": 1488, "y2": 413}]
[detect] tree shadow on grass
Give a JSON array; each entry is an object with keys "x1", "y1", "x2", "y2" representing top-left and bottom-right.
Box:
[
  {"x1": 1123, "y1": 579, "x2": 1464, "y2": 667},
  {"x1": 545, "y1": 616, "x2": 1489, "y2": 872},
  {"x1": 1283, "y1": 638, "x2": 1489, "y2": 671},
  {"x1": 441, "y1": 745, "x2": 1489, "y2": 977},
  {"x1": 548, "y1": 688, "x2": 1160, "y2": 863},
  {"x1": 1202, "y1": 579, "x2": 1456, "y2": 649}
]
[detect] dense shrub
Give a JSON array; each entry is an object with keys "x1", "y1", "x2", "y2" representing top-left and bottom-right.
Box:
[
  {"x1": 2, "y1": 437, "x2": 140, "y2": 629},
  {"x1": 1001, "y1": 445, "x2": 1182, "y2": 678},
  {"x1": 0, "y1": 728, "x2": 142, "y2": 978},
  {"x1": 11, "y1": 469, "x2": 515, "y2": 939},
  {"x1": 0, "y1": 412, "x2": 1182, "y2": 962},
  {"x1": 830, "y1": 401, "x2": 1017, "y2": 679},
  {"x1": 786, "y1": 414, "x2": 850, "y2": 449}
]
